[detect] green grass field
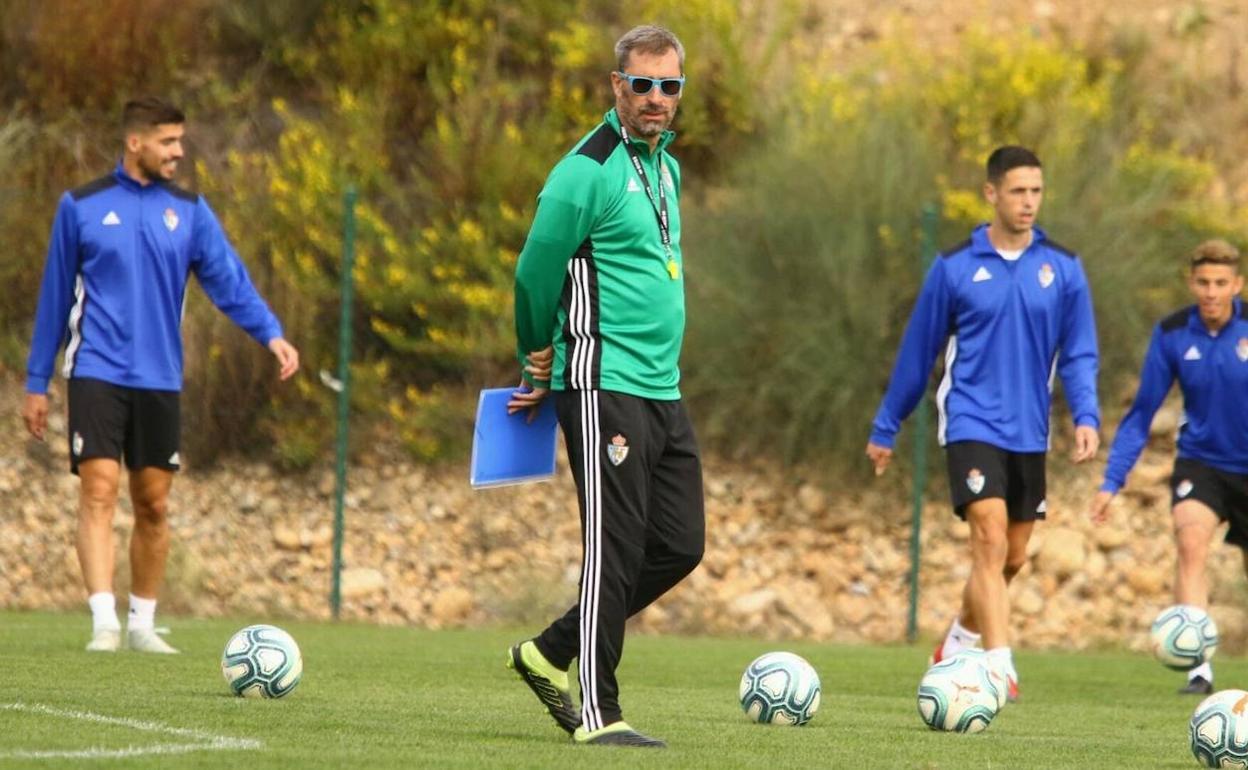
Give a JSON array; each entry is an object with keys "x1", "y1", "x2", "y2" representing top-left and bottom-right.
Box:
[{"x1": 0, "y1": 610, "x2": 1227, "y2": 768}]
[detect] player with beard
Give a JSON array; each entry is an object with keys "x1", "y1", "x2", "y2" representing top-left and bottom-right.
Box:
[
  {"x1": 504, "y1": 25, "x2": 703, "y2": 748},
  {"x1": 22, "y1": 97, "x2": 299, "y2": 654}
]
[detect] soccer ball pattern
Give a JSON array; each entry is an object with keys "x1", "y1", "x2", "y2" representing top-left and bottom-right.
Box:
[
  {"x1": 1151, "y1": 604, "x2": 1218, "y2": 671},
  {"x1": 222, "y1": 624, "x2": 303, "y2": 699},
  {"x1": 739, "y1": 652, "x2": 821, "y2": 726},
  {"x1": 917, "y1": 650, "x2": 1004, "y2": 733},
  {"x1": 1191, "y1": 689, "x2": 1248, "y2": 768}
]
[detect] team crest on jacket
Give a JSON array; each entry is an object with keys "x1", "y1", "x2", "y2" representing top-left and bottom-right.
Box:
[
  {"x1": 1038, "y1": 263, "x2": 1055, "y2": 288},
  {"x1": 1176, "y1": 479, "x2": 1194, "y2": 498},
  {"x1": 966, "y1": 468, "x2": 985, "y2": 494},
  {"x1": 163, "y1": 208, "x2": 179, "y2": 232},
  {"x1": 607, "y1": 434, "x2": 629, "y2": 466},
  {"x1": 1238, "y1": 338, "x2": 1248, "y2": 362}
]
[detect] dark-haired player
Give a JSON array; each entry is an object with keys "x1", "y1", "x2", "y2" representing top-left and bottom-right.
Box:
[{"x1": 867, "y1": 145, "x2": 1101, "y2": 702}]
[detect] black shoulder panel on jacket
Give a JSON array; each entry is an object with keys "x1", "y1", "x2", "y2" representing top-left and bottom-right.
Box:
[
  {"x1": 1044, "y1": 239, "x2": 1079, "y2": 260},
  {"x1": 576, "y1": 124, "x2": 622, "y2": 165},
  {"x1": 1160, "y1": 307, "x2": 1192, "y2": 333},
  {"x1": 939, "y1": 239, "x2": 972, "y2": 259},
  {"x1": 70, "y1": 175, "x2": 117, "y2": 202},
  {"x1": 161, "y1": 182, "x2": 199, "y2": 203}
]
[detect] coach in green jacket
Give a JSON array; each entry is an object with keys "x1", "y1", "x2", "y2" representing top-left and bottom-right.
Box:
[{"x1": 504, "y1": 24, "x2": 704, "y2": 749}]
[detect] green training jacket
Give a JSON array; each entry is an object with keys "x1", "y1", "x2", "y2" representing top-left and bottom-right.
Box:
[{"x1": 514, "y1": 108, "x2": 685, "y2": 400}]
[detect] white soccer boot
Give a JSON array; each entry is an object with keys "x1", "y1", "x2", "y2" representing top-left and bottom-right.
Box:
[
  {"x1": 85, "y1": 629, "x2": 121, "y2": 652},
  {"x1": 128, "y1": 628, "x2": 180, "y2": 654}
]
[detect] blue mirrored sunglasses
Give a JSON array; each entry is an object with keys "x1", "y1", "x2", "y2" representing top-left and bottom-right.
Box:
[{"x1": 618, "y1": 71, "x2": 685, "y2": 96}]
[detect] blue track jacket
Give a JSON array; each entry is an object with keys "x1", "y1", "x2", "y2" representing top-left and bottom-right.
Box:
[
  {"x1": 870, "y1": 224, "x2": 1100, "y2": 453},
  {"x1": 26, "y1": 164, "x2": 282, "y2": 394},
  {"x1": 1102, "y1": 301, "x2": 1248, "y2": 492}
]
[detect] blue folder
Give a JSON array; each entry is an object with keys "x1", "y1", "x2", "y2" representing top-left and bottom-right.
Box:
[{"x1": 470, "y1": 387, "x2": 559, "y2": 488}]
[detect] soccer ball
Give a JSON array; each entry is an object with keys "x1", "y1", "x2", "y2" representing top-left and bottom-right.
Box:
[
  {"x1": 916, "y1": 650, "x2": 1005, "y2": 733},
  {"x1": 221, "y1": 624, "x2": 303, "y2": 698},
  {"x1": 1190, "y1": 689, "x2": 1248, "y2": 768},
  {"x1": 739, "y1": 652, "x2": 821, "y2": 726},
  {"x1": 1151, "y1": 604, "x2": 1218, "y2": 670}
]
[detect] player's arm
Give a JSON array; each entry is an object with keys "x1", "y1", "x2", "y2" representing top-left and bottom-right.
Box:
[
  {"x1": 866, "y1": 258, "x2": 953, "y2": 473},
  {"x1": 23, "y1": 194, "x2": 80, "y2": 439},
  {"x1": 512, "y1": 156, "x2": 604, "y2": 405},
  {"x1": 1056, "y1": 257, "x2": 1100, "y2": 461},
  {"x1": 1091, "y1": 324, "x2": 1175, "y2": 523},
  {"x1": 190, "y1": 197, "x2": 298, "y2": 380}
]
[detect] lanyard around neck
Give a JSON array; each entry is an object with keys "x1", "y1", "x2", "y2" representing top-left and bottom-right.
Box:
[{"x1": 619, "y1": 123, "x2": 671, "y2": 254}]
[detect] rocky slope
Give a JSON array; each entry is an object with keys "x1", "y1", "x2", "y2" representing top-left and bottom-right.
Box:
[{"x1": 4, "y1": 381, "x2": 1244, "y2": 654}]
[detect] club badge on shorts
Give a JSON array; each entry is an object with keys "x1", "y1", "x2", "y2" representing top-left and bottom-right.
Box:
[
  {"x1": 1038, "y1": 263, "x2": 1055, "y2": 289},
  {"x1": 1238, "y1": 338, "x2": 1248, "y2": 362},
  {"x1": 1176, "y1": 479, "x2": 1193, "y2": 498},
  {"x1": 607, "y1": 434, "x2": 629, "y2": 466},
  {"x1": 72, "y1": 431, "x2": 83, "y2": 457},
  {"x1": 163, "y1": 208, "x2": 179, "y2": 232},
  {"x1": 966, "y1": 467, "x2": 985, "y2": 494}
]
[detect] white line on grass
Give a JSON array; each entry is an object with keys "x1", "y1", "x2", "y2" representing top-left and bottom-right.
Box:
[{"x1": 0, "y1": 702, "x2": 262, "y2": 760}]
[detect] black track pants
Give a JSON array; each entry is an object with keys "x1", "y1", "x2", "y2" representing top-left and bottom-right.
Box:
[{"x1": 534, "y1": 389, "x2": 705, "y2": 730}]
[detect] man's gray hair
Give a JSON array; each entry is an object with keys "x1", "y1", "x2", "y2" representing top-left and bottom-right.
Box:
[{"x1": 615, "y1": 25, "x2": 684, "y2": 72}]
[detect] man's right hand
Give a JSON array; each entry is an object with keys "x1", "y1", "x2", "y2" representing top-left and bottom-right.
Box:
[
  {"x1": 507, "y1": 380, "x2": 549, "y2": 422},
  {"x1": 866, "y1": 441, "x2": 893, "y2": 476},
  {"x1": 22, "y1": 393, "x2": 48, "y2": 441}
]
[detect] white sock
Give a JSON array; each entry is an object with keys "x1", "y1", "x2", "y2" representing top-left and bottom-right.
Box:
[
  {"x1": 127, "y1": 594, "x2": 157, "y2": 631},
  {"x1": 940, "y1": 618, "x2": 981, "y2": 659},
  {"x1": 1190, "y1": 662, "x2": 1213, "y2": 682},
  {"x1": 88, "y1": 592, "x2": 120, "y2": 633},
  {"x1": 986, "y1": 646, "x2": 1016, "y2": 680}
]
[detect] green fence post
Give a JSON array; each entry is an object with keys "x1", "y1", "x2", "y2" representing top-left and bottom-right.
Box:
[
  {"x1": 907, "y1": 202, "x2": 939, "y2": 643},
  {"x1": 330, "y1": 185, "x2": 357, "y2": 621}
]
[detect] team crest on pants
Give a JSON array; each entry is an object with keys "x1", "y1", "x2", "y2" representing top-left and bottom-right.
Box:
[
  {"x1": 72, "y1": 431, "x2": 83, "y2": 457},
  {"x1": 1176, "y1": 479, "x2": 1193, "y2": 498},
  {"x1": 607, "y1": 434, "x2": 629, "y2": 466},
  {"x1": 966, "y1": 468, "x2": 985, "y2": 494}
]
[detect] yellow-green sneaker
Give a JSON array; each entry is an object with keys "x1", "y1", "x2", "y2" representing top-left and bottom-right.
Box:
[
  {"x1": 573, "y1": 721, "x2": 666, "y2": 748},
  {"x1": 506, "y1": 641, "x2": 579, "y2": 734}
]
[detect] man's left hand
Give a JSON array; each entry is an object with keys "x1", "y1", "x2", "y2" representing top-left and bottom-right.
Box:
[
  {"x1": 268, "y1": 338, "x2": 300, "y2": 381},
  {"x1": 1072, "y1": 424, "x2": 1099, "y2": 463}
]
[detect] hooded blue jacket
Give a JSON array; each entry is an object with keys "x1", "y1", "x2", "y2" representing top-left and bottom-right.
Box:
[
  {"x1": 870, "y1": 224, "x2": 1100, "y2": 453},
  {"x1": 26, "y1": 164, "x2": 282, "y2": 394},
  {"x1": 1102, "y1": 301, "x2": 1248, "y2": 492}
]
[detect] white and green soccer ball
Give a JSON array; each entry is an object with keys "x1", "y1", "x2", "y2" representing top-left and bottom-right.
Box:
[
  {"x1": 1190, "y1": 689, "x2": 1248, "y2": 768},
  {"x1": 739, "y1": 651, "x2": 821, "y2": 726},
  {"x1": 1151, "y1": 604, "x2": 1218, "y2": 671},
  {"x1": 917, "y1": 650, "x2": 1006, "y2": 733},
  {"x1": 222, "y1": 624, "x2": 303, "y2": 699}
]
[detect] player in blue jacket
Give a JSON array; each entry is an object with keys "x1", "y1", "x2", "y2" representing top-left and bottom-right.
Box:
[
  {"x1": 20, "y1": 97, "x2": 300, "y2": 653},
  {"x1": 1090, "y1": 239, "x2": 1247, "y2": 695},
  {"x1": 867, "y1": 146, "x2": 1101, "y2": 702}
]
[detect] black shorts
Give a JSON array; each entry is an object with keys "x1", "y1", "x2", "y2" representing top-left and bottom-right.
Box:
[
  {"x1": 1171, "y1": 458, "x2": 1248, "y2": 549},
  {"x1": 945, "y1": 441, "x2": 1046, "y2": 521},
  {"x1": 67, "y1": 377, "x2": 181, "y2": 476}
]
